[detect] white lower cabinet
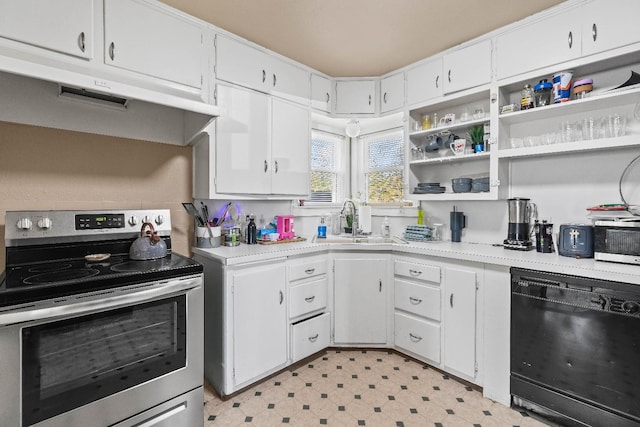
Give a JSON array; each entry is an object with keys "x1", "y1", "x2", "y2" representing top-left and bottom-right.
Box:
[
  {"x1": 334, "y1": 257, "x2": 388, "y2": 344},
  {"x1": 394, "y1": 312, "x2": 441, "y2": 363},
  {"x1": 443, "y1": 266, "x2": 478, "y2": 379},
  {"x1": 291, "y1": 312, "x2": 331, "y2": 362}
]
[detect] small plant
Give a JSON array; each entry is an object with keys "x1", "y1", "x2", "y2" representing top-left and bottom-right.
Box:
[{"x1": 468, "y1": 124, "x2": 485, "y2": 145}]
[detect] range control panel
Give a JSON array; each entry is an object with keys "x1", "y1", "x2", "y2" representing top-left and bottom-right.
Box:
[{"x1": 75, "y1": 213, "x2": 125, "y2": 230}]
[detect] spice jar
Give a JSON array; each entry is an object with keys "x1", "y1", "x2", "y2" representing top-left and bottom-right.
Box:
[
  {"x1": 520, "y1": 84, "x2": 534, "y2": 110},
  {"x1": 572, "y1": 78, "x2": 593, "y2": 100},
  {"x1": 533, "y1": 79, "x2": 553, "y2": 107}
]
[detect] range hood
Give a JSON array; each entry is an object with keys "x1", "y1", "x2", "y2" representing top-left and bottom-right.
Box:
[{"x1": 0, "y1": 54, "x2": 219, "y2": 145}]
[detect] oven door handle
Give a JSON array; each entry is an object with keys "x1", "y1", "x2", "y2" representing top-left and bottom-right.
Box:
[{"x1": 0, "y1": 276, "x2": 201, "y2": 327}]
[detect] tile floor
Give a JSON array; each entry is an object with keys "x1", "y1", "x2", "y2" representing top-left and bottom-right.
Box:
[{"x1": 204, "y1": 349, "x2": 551, "y2": 426}]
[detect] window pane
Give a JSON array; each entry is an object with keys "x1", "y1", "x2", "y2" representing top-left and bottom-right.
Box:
[
  {"x1": 310, "y1": 171, "x2": 336, "y2": 202},
  {"x1": 311, "y1": 138, "x2": 334, "y2": 171},
  {"x1": 367, "y1": 134, "x2": 404, "y2": 170},
  {"x1": 367, "y1": 170, "x2": 403, "y2": 203},
  {"x1": 309, "y1": 130, "x2": 345, "y2": 203}
]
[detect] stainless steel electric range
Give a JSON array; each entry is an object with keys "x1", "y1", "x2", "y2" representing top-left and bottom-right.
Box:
[{"x1": 0, "y1": 209, "x2": 204, "y2": 427}]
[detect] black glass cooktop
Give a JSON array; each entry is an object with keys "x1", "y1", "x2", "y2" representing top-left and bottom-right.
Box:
[{"x1": 1, "y1": 238, "x2": 202, "y2": 307}]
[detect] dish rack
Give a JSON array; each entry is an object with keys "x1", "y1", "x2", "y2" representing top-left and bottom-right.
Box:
[{"x1": 403, "y1": 225, "x2": 433, "y2": 242}]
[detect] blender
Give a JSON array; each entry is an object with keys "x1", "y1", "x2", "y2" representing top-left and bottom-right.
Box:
[{"x1": 504, "y1": 198, "x2": 537, "y2": 250}]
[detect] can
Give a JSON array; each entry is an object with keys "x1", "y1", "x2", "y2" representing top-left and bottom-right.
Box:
[{"x1": 552, "y1": 71, "x2": 572, "y2": 103}]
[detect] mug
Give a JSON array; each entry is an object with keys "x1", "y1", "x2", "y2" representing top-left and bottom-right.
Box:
[
  {"x1": 438, "y1": 113, "x2": 455, "y2": 127},
  {"x1": 449, "y1": 138, "x2": 466, "y2": 155}
]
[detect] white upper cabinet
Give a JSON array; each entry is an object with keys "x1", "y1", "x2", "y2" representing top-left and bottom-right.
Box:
[
  {"x1": 380, "y1": 72, "x2": 405, "y2": 113},
  {"x1": 311, "y1": 74, "x2": 332, "y2": 113},
  {"x1": 407, "y1": 59, "x2": 443, "y2": 106},
  {"x1": 104, "y1": 0, "x2": 204, "y2": 89},
  {"x1": 335, "y1": 80, "x2": 376, "y2": 114},
  {"x1": 0, "y1": 0, "x2": 93, "y2": 59},
  {"x1": 442, "y1": 40, "x2": 492, "y2": 94},
  {"x1": 215, "y1": 34, "x2": 310, "y2": 104},
  {"x1": 581, "y1": 0, "x2": 640, "y2": 56},
  {"x1": 496, "y1": 7, "x2": 581, "y2": 80}
]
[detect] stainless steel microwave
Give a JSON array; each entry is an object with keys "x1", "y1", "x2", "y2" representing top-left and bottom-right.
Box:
[{"x1": 594, "y1": 220, "x2": 640, "y2": 265}]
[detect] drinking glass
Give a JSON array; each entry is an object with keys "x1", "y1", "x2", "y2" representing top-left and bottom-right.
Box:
[
  {"x1": 608, "y1": 114, "x2": 627, "y2": 138},
  {"x1": 582, "y1": 117, "x2": 602, "y2": 140}
]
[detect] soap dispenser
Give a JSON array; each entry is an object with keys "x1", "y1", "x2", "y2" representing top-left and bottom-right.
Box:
[
  {"x1": 381, "y1": 216, "x2": 391, "y2": 238},
  {"x1": 317, "y1": 216, "x2": 327, "y2": 238}
]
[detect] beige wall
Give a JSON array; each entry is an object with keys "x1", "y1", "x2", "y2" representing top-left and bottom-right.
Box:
[{"x1": 0, "y1": 121, "x2": 194, "y2": 271}]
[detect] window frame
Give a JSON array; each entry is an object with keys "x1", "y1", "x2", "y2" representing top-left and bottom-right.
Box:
[{"x1": 305, "y1": 128, "x2": 350, "y2": 207}]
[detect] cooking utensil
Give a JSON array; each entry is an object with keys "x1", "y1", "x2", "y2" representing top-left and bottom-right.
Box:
[
  {"x1": 216, "y1": 202, "x2": 232, "y2": 226},
  {"x1": 200, "y1": 202, "x2": 209, "y2": 224},
  {"x1": 182, "y1": 202, "x2": 205, "y2": 226},
  {"x1": 129, "y1": 222, "x2": 168, "y2": 260}
]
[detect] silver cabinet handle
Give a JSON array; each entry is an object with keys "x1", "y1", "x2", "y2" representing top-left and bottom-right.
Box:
[
  {"x1": 308, "y1": 333, "x2": 319, "y2": 343},
  {"x1": 592, "y1": 23, "x2": 597, "y2": 42},
  {"x1": 264, "y1": 160, "x2": 268, "y2": 173},
  {"x1": 379, "y1": 279, "x2": 382, "y2": 292},
  {"x1": 108, "y1": 42, "x2": 115, "y2": 61},
  {"x1": 262, "y1": 69, "x2": 266, "y2": 83},
  {"x1": 383, "y1": 92, "x2": 388, "y2": 104},
  {"x1": 273, "y1": 74, "x2": 277, "y2": 87},
  {"x1": 78, "y1": 32, "x2": 86, "y2": 52},
  {"x1": 304, "y1": 268, "x2": 315, "y2": 274},
  {"x1": 435, "y1": 75, "x2": 439, "y2": 88},
  {"x1": 368, "y1": 94, "x2": 372, "y2": 105},
  {"x1": 409, "y1": 296, "x2": 422, "y2": 305},
  {"x1": 325, "y1": 92, "x2": 330, "y2": 102},
  {"x1": 409, "y1": 269, "x2": 422, "y2": 277},
  {"x1": 450, "y1": 293, "x2": 454, "y2": 308},
  {"x1": 274, "y1": 160, "x2": 279, "y2": 173},
  {"x1": 568, "y1": 31, "x2": 573, "y2": 49},
  {"x1": 305, "y1": 296, "x2": 315, "y2": 303},
  {"x1": 448, "y1": 69, "x2": 452, "y2": 83},
  {"x1": 409, "y1": 333, "x2": 422, "y2": 342},
  {"x1": 279, "y1": 290, "x2": 284, "y2": 305}
]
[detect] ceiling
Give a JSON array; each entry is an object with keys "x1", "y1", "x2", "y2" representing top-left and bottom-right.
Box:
[{"x1": 160, "y1": 0, "x2": 565, "y2": 77}]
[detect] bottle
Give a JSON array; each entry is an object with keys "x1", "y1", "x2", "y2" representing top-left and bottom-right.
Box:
[
  {"x1": 381, "y1": 216, "x2": 391, "y2": 238},
  {"x1": 521, "y1": 84, "x2": 534, "y2": 110},
  {"x1": 417, "y1": 207, "x2": 424, "y2": 225},
  {"x1": 246, "y1": 216, "x2": 257, "y2": 244},
  {"x1": 317, "y1": 216, "x2": 327, "y2": 238}
]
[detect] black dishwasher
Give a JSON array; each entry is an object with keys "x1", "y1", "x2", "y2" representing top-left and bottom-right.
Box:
[{"x1": 510, "y1": 268, "x2": 640, "y2": 427}]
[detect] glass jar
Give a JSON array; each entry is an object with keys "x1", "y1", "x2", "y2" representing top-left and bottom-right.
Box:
[
  {"x1": 573, "y1": 78, "x2": 593, "y2": 100},
  {"x1": 520, "y1": 84, "x2": 534, "y2": 110},
  {"x1": 533, "y1": 79, "x2": 552, "y2": 107},
  {"x1": 421, "y1": 114, "x2": 431, "y2": 130}
]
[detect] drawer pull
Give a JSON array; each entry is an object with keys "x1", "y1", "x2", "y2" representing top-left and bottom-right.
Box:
[
  {"x1": 409, "y1": 333, "x2": 422, "y2": 342},
  {"x1": 304, "y1": 268, "x2": 315, "y2": 275},
  {"x1": 409, "y1": 296, "x2": 422, "y2": 305},
  {"x1": 308, "y1": 333, "x2": 319, "y2": 343},
  {"x1": 409, "y1": 269, "x2": 422, "y2": 276},
  {"x1": 305, "y1": 296, "x2": 315, "y2": 303}
]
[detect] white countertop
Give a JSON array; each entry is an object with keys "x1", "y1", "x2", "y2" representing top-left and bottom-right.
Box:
[{"x1": 192, "y1": 236, "x2": 640, "y2": 285}]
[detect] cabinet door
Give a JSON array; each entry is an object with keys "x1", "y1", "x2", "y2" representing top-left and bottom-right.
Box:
[
  {"x1": 104, "y1": 0, "x2": 203, "y2": 88},
  {"x1": 215, "y1": 85, "x2": 271, "y2": 194},
  {"x1": 335, "y1": 80, "x2": 376, "y2": 114},
  {"x1": 311, "y1": 74, "x2": 332, "y2": 112},
  {"x1": 443, "y1": 40, "x2": 492, "y2": 94},
  {"x1": 271, "y1": 98, "x2": 310, "y2": 195},
  {"x1": 233, "y1": 263, "x2": 287, "y2": 386},
  {"x1": 496, "y1": 9, "x2": 581, "y2": 80},
  {"x1": 443, "y1": 267, "x2": 477, "y2": 378},
  {"x1": 215, "y1": 34, "x2": 269, "y2": 92},
  {"x1": 0, "y1": 0, "x2": 93, "y2": 59},
  {"x1": 380, "y1": 72, "x2": 405, "y2": 113},
  {"x1": 334, "y1": 258, "x2": 387, "y2": 344},
  {"x1": 407, "y1": 59, "x2": 443, "y2": 106},
  {"x1": 581, "y1": 0, "x2": 640, "y2": 56},
  {"x1": 269, "y1": 56, "x2": 311, "y2": 104}
]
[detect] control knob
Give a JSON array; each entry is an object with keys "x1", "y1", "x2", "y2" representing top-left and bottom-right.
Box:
[
  {"x1": 128, "y1": 216, "x2": 139, "y2": 227},
  {"x1": 16, "y1": 217, "x2": 33, "y2": 230},
  {"x1": 622, "y1": 301, "x2": 639, "y2": 314},
  {"x1": 155, "y1": 215, "x2": 164, "y2": 225},
  {"x1": 37, "y1": 217, "x2": 52, "y2": 229}
]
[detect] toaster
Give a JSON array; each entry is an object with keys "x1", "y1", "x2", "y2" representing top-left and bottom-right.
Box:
[{"x1": 558, "y1": 224, "x2": 594, "y2": 258}]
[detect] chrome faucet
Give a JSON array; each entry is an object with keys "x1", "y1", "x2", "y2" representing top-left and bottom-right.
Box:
[{"x1": 341, "y1": 199, "x2": 358, "y2": 237}]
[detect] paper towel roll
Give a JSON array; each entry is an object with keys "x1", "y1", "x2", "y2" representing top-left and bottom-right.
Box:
[{"x1": 358, "y1": 206, "x2": 372, "y2": 233}]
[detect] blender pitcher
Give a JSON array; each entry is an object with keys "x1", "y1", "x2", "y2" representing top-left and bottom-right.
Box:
[{"x1": 505, "y1": 198, "x2": 537, "y2": 249}]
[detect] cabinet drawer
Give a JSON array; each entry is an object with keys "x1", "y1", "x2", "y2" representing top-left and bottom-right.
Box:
[
  {"x1": 288, "y1": 258, "x2": 327, "y2": 282},
  {"x1": 394, "y1": 279, "x2": 441, "y2": 321},
  {"x1": 394, "y1": 260, "x2": 440, "y2": 284},
  {"x1": 289, "y1": 278, "x2": 327, "y2": 319},
  {"x1": 394, "y1": 312, "x2": 440, "y2": 363},
  {"x1": 291, "y1": 312, "x2": 331, "y2": 362}
]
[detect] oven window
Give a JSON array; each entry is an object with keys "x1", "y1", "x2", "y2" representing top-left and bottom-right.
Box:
[{"x1": 22, "y1": 296, "x2": 186, "y2": 426}]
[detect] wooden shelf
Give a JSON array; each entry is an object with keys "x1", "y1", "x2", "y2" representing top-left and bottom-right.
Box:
[
  {"x1": 409, "y1": 117, "x2": 489, "y2": 141},
  {"x1": 496, "y1": 135, "x2": 639, "y2": 159},
  {"x1": 410, "y1": 151, "x2": 490, "y2": 165}
]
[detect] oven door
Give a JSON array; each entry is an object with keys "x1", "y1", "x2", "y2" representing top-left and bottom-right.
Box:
[{"x1": 0, "y1": 274, "x2": 203, "y2": 427}]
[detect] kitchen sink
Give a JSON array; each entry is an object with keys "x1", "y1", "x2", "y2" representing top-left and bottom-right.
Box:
[{"x1": 312, "y1": 235, "x2": 407, "y2": 244}]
